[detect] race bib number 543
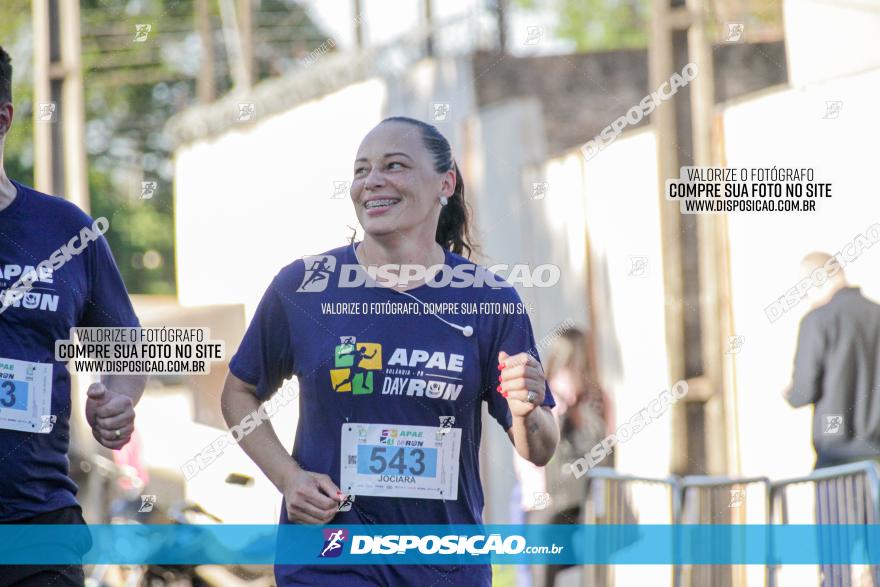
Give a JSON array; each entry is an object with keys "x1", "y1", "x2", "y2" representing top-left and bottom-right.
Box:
[{"x1": 340, "y1": 423, "x2": 461, "y2": 500}]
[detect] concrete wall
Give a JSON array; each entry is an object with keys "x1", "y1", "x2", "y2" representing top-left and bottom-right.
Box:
[
  {"x1": 472, "y1": 42, "x2": 788, "y2": 157},
  {"x1": 384, "y1": 56, "x2": 478, "y2": 156},
  {"x1": 577, "y1": 128, "x2": 672, "y2": 479}
]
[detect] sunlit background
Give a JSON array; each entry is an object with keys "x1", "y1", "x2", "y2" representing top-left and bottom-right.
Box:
[{"x1": 2, "y1": 0, "x2": 879, "y2": 585}]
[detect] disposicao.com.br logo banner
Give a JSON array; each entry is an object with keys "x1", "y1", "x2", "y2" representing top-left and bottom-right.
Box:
[{"x1": 3, "y1": 525, "x2": 880, "y2": 565}]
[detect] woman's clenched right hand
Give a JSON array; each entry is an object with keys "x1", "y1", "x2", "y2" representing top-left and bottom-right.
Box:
[{"x1": 280, "y1": 464, "x2": 345, "y2": 524}]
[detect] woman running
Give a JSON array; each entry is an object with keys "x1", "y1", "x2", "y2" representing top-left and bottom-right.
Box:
[{"x1": 221, "y1": 116, "x2": 559, "y2": 586}]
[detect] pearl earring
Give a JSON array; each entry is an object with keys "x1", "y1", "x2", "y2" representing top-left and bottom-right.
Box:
[{"x1": 440, "y1": 196, "x2": 448, "y2": 206}]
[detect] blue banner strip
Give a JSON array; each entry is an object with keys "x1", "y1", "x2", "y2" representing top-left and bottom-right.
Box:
[{"x1": 2, "y1": 524, "x2": 880, "y2": 565}]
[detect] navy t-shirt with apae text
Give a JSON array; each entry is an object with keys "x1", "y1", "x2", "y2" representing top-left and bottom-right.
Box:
[
  {"x1": 230, "y1": 242, "x2": 555, "y2": 586},
  {"x1": 0, "y1": 179, "x2": 140, "y2": 520}
]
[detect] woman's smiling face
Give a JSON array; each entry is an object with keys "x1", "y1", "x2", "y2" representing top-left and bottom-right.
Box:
[{"x1": 351, "y1": 121, "x2": 451, "y2": 242}]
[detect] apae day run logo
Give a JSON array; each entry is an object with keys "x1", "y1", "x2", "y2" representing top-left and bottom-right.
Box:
[
  {"x1": 330, "y1": 336, "x2": 382, "y2": 395},
  {"x1": 319, "y1": 528, "x2": 348, "y2": 558},
  {"x1": 328, "y1": 336, "x2": 465, "y2": 401}
]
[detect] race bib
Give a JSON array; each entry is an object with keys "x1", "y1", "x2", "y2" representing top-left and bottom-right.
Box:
[
  {"x1": 0, "y1": 357, "x2": 53, "y2": 433},
  {"x1": 340, "y1": 423, "x2": 461, "y2": 500}
]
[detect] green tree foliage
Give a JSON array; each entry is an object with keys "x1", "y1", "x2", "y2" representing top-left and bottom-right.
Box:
[
  {"x1": 1, "y1": 0, "x2": 34, "y2": 187},
  {"x1": 515, "y1": 0, "x2": 649, "y2": 51},
  {"x1": 2, "y1": 0, "x2": 328, "y2": 295},
  {"x1": 513, "y1": 0, "x2": 783, "y2": 51}
]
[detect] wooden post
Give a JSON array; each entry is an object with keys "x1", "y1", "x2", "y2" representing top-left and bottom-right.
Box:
[
  {"x1": 649, "y1": 0, "x2": 727, "y2": 477},
  {"x1": 32, "y1": 0, "x2": 88, "y2": 211},
  {"x1": 237, "y1": 0, "x2": 254, "y2": 87},
  {"x1": 218, "y1": 0, "x2": 249, "y2": 91},
  {"x1": 59, "y1": 0, "x2": 88, "y2": 211},
  {"x1": 32, "y1": 0, "x2": 53, "y2": 194},
  {"x1": 354, "y1": 0, "x2": 364, "y2": 51},
  {"x1": 196, "y1": 0, "x2": 215, "y2": 103},
  {"x1": 687, "y1": 0, "x2": 731, "y2": 478},
  {"x1": 424, "y1": 0, "x2": 434, "y2": 57},
  {"x1": 496, "y1": 0, "x2": 507, "y2": 53},
  {"x1": 649, "y1": 0, "x2": 688, "y2": 475}
]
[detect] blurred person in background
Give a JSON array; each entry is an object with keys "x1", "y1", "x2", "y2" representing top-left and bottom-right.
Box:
[
  {"x1": 513, "y1": 326, "x2": 612, "y2": 587},
  {"x1": 783, "y1": 252, "x2": 880, "y2": 586},
  {"x1": 783, "y1": 251, "x2": 880, "y2": 469},
  {"x1": 0, "y1": 45, "x2": 146, "y2": 586}
]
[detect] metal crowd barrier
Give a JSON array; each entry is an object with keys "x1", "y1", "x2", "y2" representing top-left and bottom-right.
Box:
[
  {"x1": 574, "y1": 462, "x2": 880, "y2": 587},
  {"x1": 582, "y1": 467, "x2": 680, "y2": 587},
  {"x1": 677, "y1": 475, "x2": 772, "y2": 587},
  {"x1": 769, "y1": 461, "x2": 880, "y2": 587}
]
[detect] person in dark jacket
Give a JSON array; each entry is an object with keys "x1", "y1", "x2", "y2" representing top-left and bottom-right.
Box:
[
  {"x1": 783, "y1": 250, "x2": 880, "y2": 587},
  {"x1": 783, "y1": 251, "x2": 880, "y2": 469}
]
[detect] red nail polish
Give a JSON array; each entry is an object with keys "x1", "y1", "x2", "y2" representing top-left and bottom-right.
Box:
[
  {"x1": 503, "y1": 392, "x2": 508, "y2": 398},
  {"x1": 498, "y1": 375, "x2": 502, "y2": 381},
  {"x1": 496, "y1": 385, "x2": 501, "y2": 392},
  {"x1": 499, "y1": 362, "x2": 506, "y2": 369}
]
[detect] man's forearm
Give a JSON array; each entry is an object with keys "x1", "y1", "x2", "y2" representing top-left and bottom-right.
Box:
[
  {"x1": 101, "y1": 373, "x2": 148, "y2": 405},
  {"x1": 510, "y1": 407, "x2": 558, "y2": 466}
]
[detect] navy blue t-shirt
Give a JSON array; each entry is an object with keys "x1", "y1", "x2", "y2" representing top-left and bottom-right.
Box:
[
  {"x1": 229, "y1": 242, "x2": 555, "y2": 586},
  {"x1": 0, "y1": 179, "x2": 140, "y2": 520}
]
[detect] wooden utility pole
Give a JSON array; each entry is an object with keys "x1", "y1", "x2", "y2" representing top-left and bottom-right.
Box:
[
  {"x1": 649, "y1": 0, "x2": 729, "y2": 479},
  {"x1": 686, "y1": 0, "x2": 735, "y2": 481},
  {"x1": 353, "y1": 0, "x2": 364, "y2": 51},
  {"x1": 195, "y1": 0, "x2": 216, "y2": 102},
  {"x1": 218, "y1": 0, "x2": 251, "y2": 91},
  {"x1": 423, "y1": 0, "x2": 434, "y2": 57},
  {"x1": 237, "y1": 0, "x2": 254, "y2": 87},
  {"x1": 496, "y1": 0, "x2": 508, "y2": 53},
  {"x1": 32, "y1": 0, "x2": 89, "y2": 211}
]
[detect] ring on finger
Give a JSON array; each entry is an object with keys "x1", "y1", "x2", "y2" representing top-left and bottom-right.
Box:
[{"x1": 527, "y1": 390, "x2": 538, "y2": 404}]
